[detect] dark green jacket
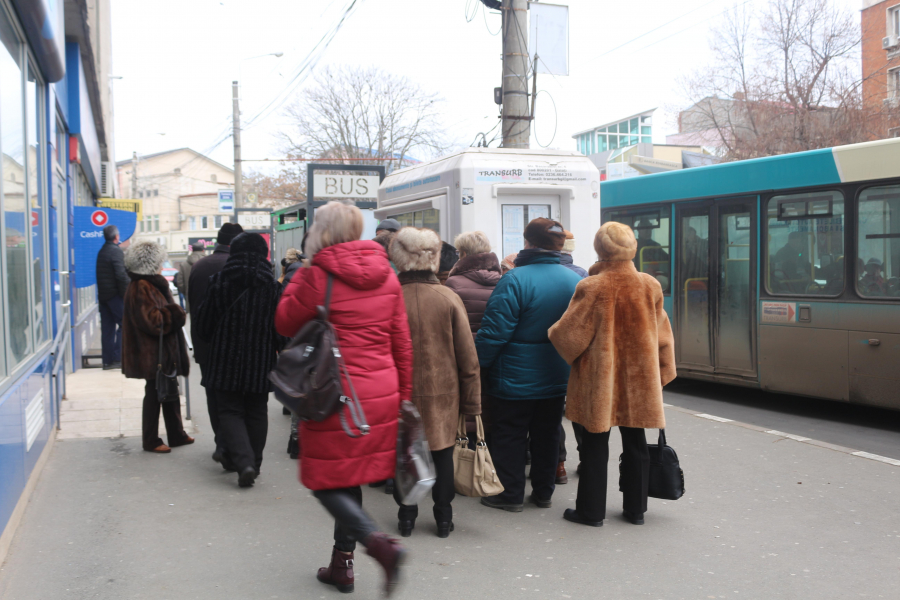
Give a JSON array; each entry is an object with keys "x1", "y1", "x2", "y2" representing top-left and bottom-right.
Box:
[{"x1": 475, "y1": 250, "x2": 581, "y2": 400}]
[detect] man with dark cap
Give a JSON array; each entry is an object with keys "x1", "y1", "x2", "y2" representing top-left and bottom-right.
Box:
[
  {"x1": 189, "y1": 222, "x2": 244, "y2": 468},
  {"x1": 375, "y1": 218, "x2": 401, "y2": 236},
  {"x1": 96, "y1": 225, "x2": 130, "y2": 369},
  {"x1": 475, "y1": 218, "x2": 581, "y2": 512}
]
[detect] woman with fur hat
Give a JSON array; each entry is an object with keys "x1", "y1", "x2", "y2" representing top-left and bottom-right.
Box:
[
  {"x1": 548, "y1": 222, "x2": 676, "y2": 527},
  {"x1": 389, "y1": 227, "x2": 481, "y2": 539},
  {"x1": 475, "y1": 217, "x2": 581, "y2": 512},
  {"x1": 122, "y1": 240, "x2": 193, "y2": 454},
  {"x1": 195, "y1": 233, "x2": 286, "y2": 488}
]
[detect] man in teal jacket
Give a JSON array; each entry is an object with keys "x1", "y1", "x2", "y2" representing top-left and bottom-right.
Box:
[{"x1": 476, "y1": 218, "x2": 582, "y2": 512}]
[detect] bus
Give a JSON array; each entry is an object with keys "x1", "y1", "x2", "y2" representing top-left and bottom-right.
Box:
[{"x1": 600, "y1": 137, "x2": 900, "y2": 409}]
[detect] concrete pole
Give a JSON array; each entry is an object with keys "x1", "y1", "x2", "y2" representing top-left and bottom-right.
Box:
[
  {"x1": 232, "y1": 80, "x2": 243, "y2": 208},
  {"x1": 131, "y1": 151, "x2": 137, "y2": 198},
  {"x1": 501, "y1": 0, "x2": 530, "y2": 149}
]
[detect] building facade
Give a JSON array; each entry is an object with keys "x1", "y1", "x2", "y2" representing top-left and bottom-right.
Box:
[
  {"x1": 1, "y1": 0, "x2": 116, "y2": 551},
  {"x1": 116, "y1": 148, "x2": 235, "y2": 258},
  {"x1": 862, "y1": 0, "x2": 900, "y2": 138}
]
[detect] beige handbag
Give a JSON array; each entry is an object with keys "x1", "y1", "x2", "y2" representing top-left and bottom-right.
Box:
[{"x1": 452, "y1": 414, "x2": 504, "y2": 497}]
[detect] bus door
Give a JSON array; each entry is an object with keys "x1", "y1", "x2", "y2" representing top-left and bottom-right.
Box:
[{"x1": 675, "y1": 198, "x2": 757, "y2": 378}]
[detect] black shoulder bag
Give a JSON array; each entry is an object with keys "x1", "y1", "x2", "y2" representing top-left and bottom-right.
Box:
[
  {"x1": 268, "y1": 275, "x2": 369, "y2": 438},
  {"x1": 619, "y1": 429, "x2": 685, "y2": 500},
  {"x1": 156, "y1": 325, "x2": 180, "y2": 403}
]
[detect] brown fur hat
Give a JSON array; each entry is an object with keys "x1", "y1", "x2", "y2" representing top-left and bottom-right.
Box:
[
  {"x1": 594, "y1": 222, "x2": 637, "y2": 261},
  {"x1": 523, "y1": 217, "x2": 566, "y2": 251},
  {"x1": 389, "y1": 227, "x2": 441, "y2": 272}
]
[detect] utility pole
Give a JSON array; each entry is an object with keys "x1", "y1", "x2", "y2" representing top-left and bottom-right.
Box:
[
  {"x1": 232, "y1": 80, "x2": 243, "y2": 208},
  {"x1": 501, "y1": 0, "x2": 530, "y2": 148},
  {"x1": 131, "y1": 151, "x2": 138, "y2": 197}
]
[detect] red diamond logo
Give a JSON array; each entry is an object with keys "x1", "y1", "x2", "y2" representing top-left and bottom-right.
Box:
[
  {"x1": 31, "y1": 211, "x2": 39, "y2": 227},
  {"x1": 91, "y1": 210, "x2": 108, "y2": 227}
]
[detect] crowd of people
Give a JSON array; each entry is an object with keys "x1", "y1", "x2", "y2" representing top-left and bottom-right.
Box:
[{"x1": 107, "y1": 201, "x2": 676, "y2": 596}]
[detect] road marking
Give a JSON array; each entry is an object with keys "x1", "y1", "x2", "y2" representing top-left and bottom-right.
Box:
[
  {"x1": 695, "y1": 413, "x2": 733, "y2": 423},
  {"x1": 850, "y1": 451, "x2": 900, "y2": 467},
  {"x1": 765, "y1": 430, "x2": 812, "y2": 442}
]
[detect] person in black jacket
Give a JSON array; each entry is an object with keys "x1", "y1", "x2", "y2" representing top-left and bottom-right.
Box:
[
  {"x1": 188, "y1": 222, "x2": 243, "y2": 468},
  {"x1": 195, "y1": 233, "x2": 286, "y2": 488},
  {"x1": 96, "y1": 225, "x2": 131, "y2": 369}
]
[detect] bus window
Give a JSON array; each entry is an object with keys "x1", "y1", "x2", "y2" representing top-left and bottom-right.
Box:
[
  {"x1": 766, "y1": 191, "x2": 844, "y2": 296},
  {"x1": 388, "y1": 208, "x2": 440, "y2": 233},
  {"x1": 605, "y1": 209, "x2": 671, "y2": 293},
  {"x1": 857, "y1": 185, "x2": 900, "y2": 298}
]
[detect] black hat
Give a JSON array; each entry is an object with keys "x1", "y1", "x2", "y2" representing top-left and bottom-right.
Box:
[
  {"x1": 230, "y1": 232, "x2": 268, "y2": 257},
  {"x1": 376, "y1": 218, "x2": 401, "y2": 233},
  {"x1": 217, "y1": 222, "x2": 244, "y2": 245}
]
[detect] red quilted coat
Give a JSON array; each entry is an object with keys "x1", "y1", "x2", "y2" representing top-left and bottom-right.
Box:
[{"x1": 275, "y1": 240, "x2": 413, "y2": 491}]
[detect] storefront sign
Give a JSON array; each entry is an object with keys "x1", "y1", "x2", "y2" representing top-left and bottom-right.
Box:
[
  {"x1": 73, "y1": 207, "x2": 136, "y2": 288},
  {"x1": 475, "y1": 163, "x2": 589, "y2": 184},
  {"x1": 99, "y1": 199, "x2": 143, "y2": 223}
]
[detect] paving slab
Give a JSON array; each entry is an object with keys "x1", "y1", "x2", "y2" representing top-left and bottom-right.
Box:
[{"x1": 1, "y1": 374, "x2": 898, "y2": 600}]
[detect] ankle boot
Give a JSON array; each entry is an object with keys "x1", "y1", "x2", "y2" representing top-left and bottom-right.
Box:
[
  {"x1": 317, "y1": 547, "x2": 355, "y2": 593},
  {"x1": 287, "y1": 436, "x2": 299, "y2": 460},
  {"x1": 364, "y1": 533, "x2": 405, "y2": 597}
]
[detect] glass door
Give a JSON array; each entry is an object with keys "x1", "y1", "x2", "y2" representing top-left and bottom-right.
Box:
[{"x1": 675, "y1": 199, "x2": 756, "y2": 376}]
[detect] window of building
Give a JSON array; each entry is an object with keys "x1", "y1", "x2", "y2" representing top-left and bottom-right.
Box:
[
  {"x1": 857, "y1": 185, "x2": 900, "y2": 298},
  {"x1": 766, "y1": 191, "x2": 844, "y2": 296},
  {"x1": 153, "y1": 189, "x2": 159, "y2": 197},
  {"x1": 214, "y1": 215, "x2": 224, "y2": 228},
  {"x1": 153, "y1": 215, "x2": 160, "y2": 232},
  {"x1": 498, "y1": 204, "x2": 550, "y2": 257},
  {"x1": 211, "y1": 174, "x2": 217, "y2": 183},
  {"x1": 604, "y1": 209, "x2": 671, "y2": 294},
  {"x1": 888, "y1": 67, "x2": 900, "y2": 101},
  {"x1": 891, "y1": 5, "x2": 900, "y2": 38},
  {"x1": 201, "y1": 216, "x2": 209, "y2": 229},
  {"x1": 189, "y1": 217, "x2": 196, "y2": 231}
]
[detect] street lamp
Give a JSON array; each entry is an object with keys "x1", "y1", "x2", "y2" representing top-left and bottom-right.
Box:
[{"x1": 233, "y1": 52, "x2": 283, "y2": 208}]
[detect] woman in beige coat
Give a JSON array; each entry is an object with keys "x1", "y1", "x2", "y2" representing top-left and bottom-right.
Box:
[
  {"x1": 389, "y1": 227, "x2": 481, "y2": 539},
  {"x1": 549, "y1": 222, "x2": 676, "y2": 527}
]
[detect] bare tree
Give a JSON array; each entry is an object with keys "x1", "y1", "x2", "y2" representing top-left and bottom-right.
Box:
[
  {"x1": 279, "y1": 65, "x2": 450, "y2": 170},
  {"x1": 244, "y1": 169, "x2": 306, "y2": 208},
  {"x1": 677, "y1": 0, "x2": 898, "y2": 161}
]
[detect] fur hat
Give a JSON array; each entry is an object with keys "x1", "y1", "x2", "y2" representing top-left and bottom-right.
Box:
[
  {"x1": 125, "y1": 239, "x2": 167, "y2": 275},
  {"x1": 439, "y1": 242, "x2": 459, "y2": 272},
  {"x1": 217, "y1": 222, "x2": 244, "y2": 245},
  {"x1": 389, "y1": 227, "x2": 441, "y2": 273},
  {"x1": 562, "y1": 230, "x2": 576, "y2": 254},
  {"x1": 283, "y1": 247, "x2": 302, "y2": 264},
  {"x1": 523, "y1": 218, "x2": 566, "y2": 251},
  {"x1": 501, "y1": 253, "x2": 517, "y2": 271},
  {"x1": 230, "y1": 232, "x2": 269, "y2": 257},
  {"x1": 594, "y1": 221, "x2": 637, "y2": 261}
]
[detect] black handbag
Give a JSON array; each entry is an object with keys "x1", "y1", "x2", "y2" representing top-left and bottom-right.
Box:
[
  {"x1": 268, "y1": 275, "x2": 370, "y2": 438},
  {"x1": 155, "y1": 325, "x2": 180, "y2": 403},
  {"x1": 619, "y1": 429, "x2": 685, "y2": 501}
]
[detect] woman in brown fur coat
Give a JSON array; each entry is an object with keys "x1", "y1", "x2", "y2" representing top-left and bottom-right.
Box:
[
  {"x1": 549, "y1": 221, "x2": 676, "y2": 527},
  {"x1": 122, "y1": 240, "x2": 193, "y2": 454}
]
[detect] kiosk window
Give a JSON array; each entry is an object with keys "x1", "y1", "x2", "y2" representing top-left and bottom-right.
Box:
[
  {"x1": 502, "y1": 204, "x2": 550, "y2": 258},
  {"x1": 766, "y1": 191, "x2": 844, "y2": 296},
  {"x1": 389, "y1": 208, "x2": 439, "y2": 233},
  {"x1": 857, "y1": 185, "x2": 900, "y2": 298},
  {"x1": 604, "y1": 209, "x2": 671, "y2": 294}
]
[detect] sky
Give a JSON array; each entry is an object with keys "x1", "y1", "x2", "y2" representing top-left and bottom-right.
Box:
[{"x1": 110, "y1": 0, "x2": 863, "y2": 171}]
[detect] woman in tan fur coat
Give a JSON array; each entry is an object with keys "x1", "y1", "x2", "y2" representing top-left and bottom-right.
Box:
[{"x1": 548, "y1": 221, "x2": 676, "y2": 528}]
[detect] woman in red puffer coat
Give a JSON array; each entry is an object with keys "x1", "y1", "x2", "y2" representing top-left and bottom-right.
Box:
[{"x1": 275, "y1": 201, "x2": 412, "y2": 597}]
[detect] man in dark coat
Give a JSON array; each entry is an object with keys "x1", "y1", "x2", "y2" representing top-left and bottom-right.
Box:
[
  {"x1": 188, "y1": 222, "x2": 243, "y2": 466},
  {"x1": 96, "y1": 225, "x2": 130, "y2": 369}
]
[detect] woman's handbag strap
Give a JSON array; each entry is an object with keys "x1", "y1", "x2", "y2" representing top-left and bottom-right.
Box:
[
  {"x1": 658, "y1": 429, "x2": 667, "y2": 447},
  {"x1": 475, "y1": 415, "x2": 486, "y2": 446}
]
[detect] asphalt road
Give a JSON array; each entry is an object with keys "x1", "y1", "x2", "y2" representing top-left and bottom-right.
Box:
[{"x1": 663, "y1": 379, "x2": 900, "y2": 461}]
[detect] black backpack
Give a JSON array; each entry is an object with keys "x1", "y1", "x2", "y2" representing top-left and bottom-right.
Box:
[{"x1": 268, "y1": 275, "x2": 369, "y2": 438}]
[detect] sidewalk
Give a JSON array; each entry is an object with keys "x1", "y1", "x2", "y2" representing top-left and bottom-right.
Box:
[
  {"x1": 1, "y1": 367, "x2": 898, "y2": 599},
  {"x1": 59, "y1": 367, "x2": 195, "y2": 440}
]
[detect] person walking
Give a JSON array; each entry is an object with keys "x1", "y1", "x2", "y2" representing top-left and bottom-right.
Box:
[
  {"x1": 444, "y1": 231, "x2": 502, "y2": 338},
  {"x1": 121, "y1": 240, "x2": 193, "y2": 454},
  {"x1": 389, "y1": 227, "x2": 481, "y2": 539},
  {"x1": 188, "y1": 223, "x2": 243, "y2": 469},
  {"x1": 96, "y1": 225, "x2": 130, "y2": 370},
  {"x1": 195, "y1": 233, "x2": 284, "y2": 488},
  {"x1": 276, "y1": 201, "x2": 411, "y2": 596},
  {"x1": 175, "y1": 246, "x2": 205, "y2": 311},
  {"x1": 548, "y1": 222, "x2": 677, "y2": 527},
  {"x1": 475, "y1": 218, "x2": 581, "y2": 512}
]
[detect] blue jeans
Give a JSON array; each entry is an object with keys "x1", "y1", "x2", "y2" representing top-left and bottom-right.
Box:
[{"x1": 99, "y1": 296, "x2": 124, "y2": 365}]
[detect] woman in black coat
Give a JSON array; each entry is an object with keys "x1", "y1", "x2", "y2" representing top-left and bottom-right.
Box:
[{"x1": 195, "y1": 233, "x2": 285, "y2": 487}]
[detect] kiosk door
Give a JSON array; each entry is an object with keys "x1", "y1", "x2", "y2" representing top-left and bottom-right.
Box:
[
  {"x1": 675, "y1": 199, "x2": 756, "y2": 377},
  {"x1": 498, "y1": 194, "x2": 561, "y2": 258}
]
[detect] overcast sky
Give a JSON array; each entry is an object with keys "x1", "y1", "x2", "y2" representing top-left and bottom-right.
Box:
[{"x1": 110, "y1": 0, "x2": 862, "y2": 170}]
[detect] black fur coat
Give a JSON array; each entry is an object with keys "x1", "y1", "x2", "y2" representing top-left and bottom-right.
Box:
[{"x1": 195, "y1": 252, "x2": 287, "y2": 393}]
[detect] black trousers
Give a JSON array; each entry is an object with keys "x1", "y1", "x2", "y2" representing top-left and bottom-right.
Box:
[
  {"x1": 314, "y1": 486, "x2": 379, "y2": 553},
  {"x1": 197, "y1": 363, "x2": 223, "y2": 453},
  {"x1": 99, "y1": 296, "x2": 123, "y2": 366},
  {"x1": 490, "y1": 396, "x2": 565, "y2": 504},
  {"x1": 142, "y1": 379, "x2": 188, "y2": 450},
  {"x1": 216, "y1": 390, "x2": 268, "y2": 472},
  {"x1": 393, "y1": 446, "x2": 455, "y2": 524},
  {"x1": 577, "y1": 427, "x2": 649, "y2": 522}
]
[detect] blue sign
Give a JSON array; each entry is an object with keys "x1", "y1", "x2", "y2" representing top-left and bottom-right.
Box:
[
  {"x1": 218, "y1": 190, "x2": 235, "y2": 212},
  {"x1": 73, "y1": 206, "x2": 136, "y2": 289}
]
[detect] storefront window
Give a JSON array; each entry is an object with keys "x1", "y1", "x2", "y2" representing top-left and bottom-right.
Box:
[
  {"x1": 2, "y1": 14, "x2": 31, "y2": 370},
  {"x1": 27, "y1": 61, "x2": 46, "y2": 345}
]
